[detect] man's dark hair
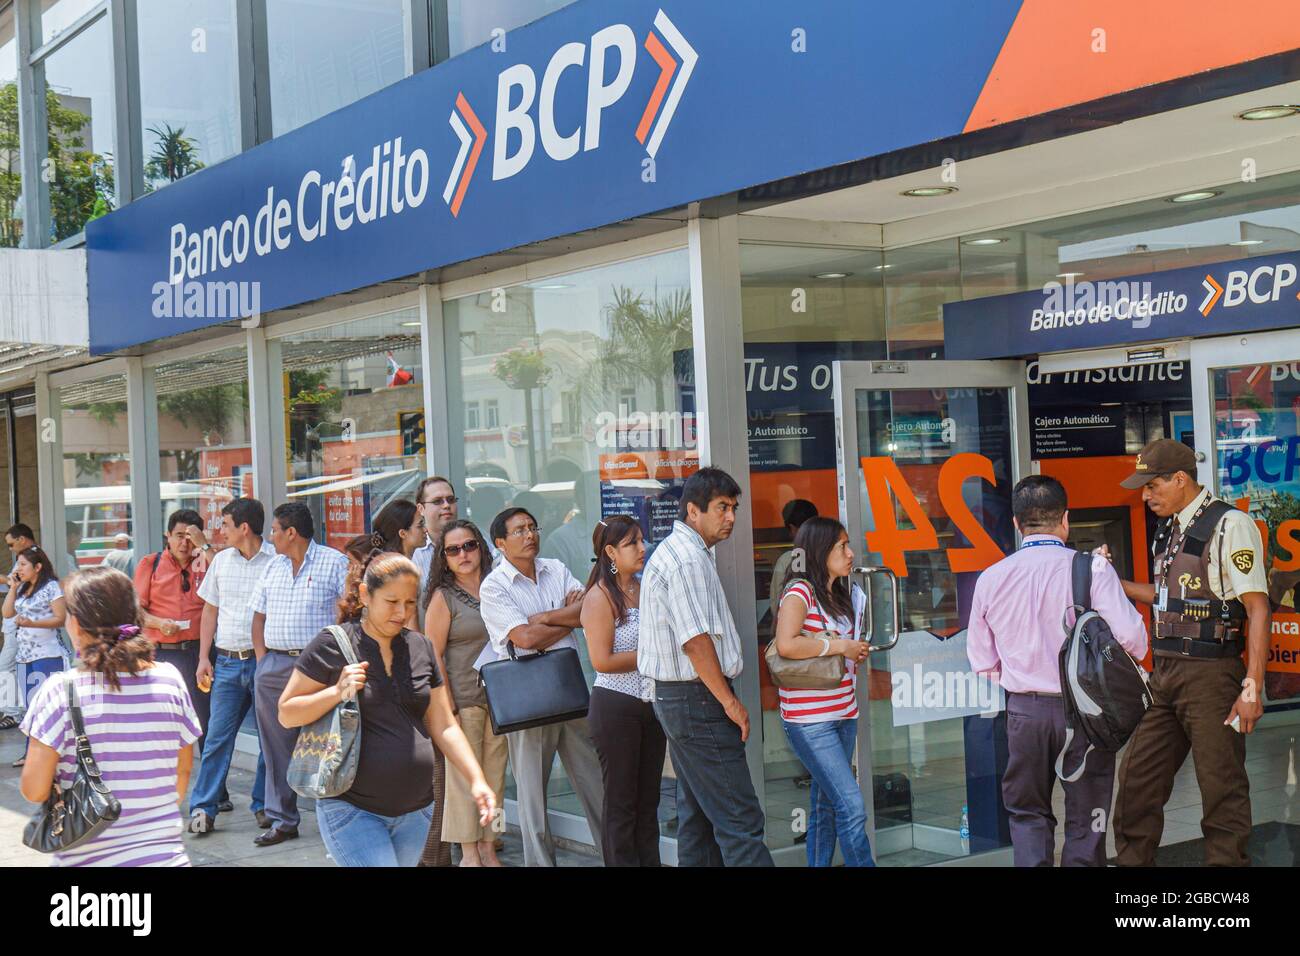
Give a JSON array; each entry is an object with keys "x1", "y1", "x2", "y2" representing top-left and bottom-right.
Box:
[
  {"x1": 490, "y1": 507, "x2": 536, "y2": 545},
  {"x1": 66, "y1": 520, "x2": 82, "y2": 539},
  {"x1": 782, "y1": 498, "x2": 818, "y2": 531},
  {"x1": 166, "y1": 509, "x2": 204, "y2": 534},
  {"x1": 273, "y1": 501, "x2": 314, "y2": 540},
  {"x1": 5, "y1": 523, "x2": 34, "y2": 542},
  {"x1": 416, "y1": 475, "x2": 455, "y2": 503},
  {"x1": 222, "y1": 498, "x2": 265, "y2": 537},
  {"x1": 679, "y1": 467, "x2": 742, "y2": 521},
  {"x1": 1012, "y1": 475, "x2": 1068, "y2": 530}
]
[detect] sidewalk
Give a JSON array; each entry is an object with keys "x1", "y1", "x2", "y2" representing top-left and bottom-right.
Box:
[{"x1": 0, "y1": 726, "x2": 600, "y2": 867}]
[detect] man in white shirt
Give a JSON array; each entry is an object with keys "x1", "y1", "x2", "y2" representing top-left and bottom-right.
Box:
[
  {"x1": 639, "y1": 467, "x2": 773, "y2": 867},
  {"x1": 479, "y1": 506, "x2": 605, "y2": 866},
  {"x1": 188, "y1": 498, "x2": 276, "y2": 836}
]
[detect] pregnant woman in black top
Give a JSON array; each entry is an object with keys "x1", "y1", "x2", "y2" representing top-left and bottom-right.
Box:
[{"x1": 278, "y1": 551, "x2": 495, "y2": 867}]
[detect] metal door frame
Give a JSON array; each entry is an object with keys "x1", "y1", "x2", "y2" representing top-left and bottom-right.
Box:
[{"x1": 832, "y1": 358, "x2": 1031, "y2": 863}]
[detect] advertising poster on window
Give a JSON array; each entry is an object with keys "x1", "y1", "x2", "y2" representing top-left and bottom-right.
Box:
[{"x1": 598, "y1": 450, "x2": 699, "y2": 555}]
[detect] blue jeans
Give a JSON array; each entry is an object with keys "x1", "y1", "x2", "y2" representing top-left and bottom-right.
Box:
[
  {"x1": 316, "y1": 798, "x2": 435, "y2": 867},
  {"x1": 782, "y1": 717, "x2": 875, "y2": 867},
  {"x1": 652, "y1": 680, "x2": 773, "y2": 867},
  {"x1": 189, "y1": 655, "x2": 266, "y2": 817}
]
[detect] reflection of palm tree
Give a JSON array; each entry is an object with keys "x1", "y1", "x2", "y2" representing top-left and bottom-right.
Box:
[
  {"x1": 593, "y1": 286, "x2": 692, "y2": 409},
  {"x1": 145, "y1": 124, "x2": 204, "y2": 187}
]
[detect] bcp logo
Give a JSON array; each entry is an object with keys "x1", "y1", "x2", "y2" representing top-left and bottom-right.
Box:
[
  {"x1": 442, "y1": 8, "x2": 697, "y2": 218},
  {"x1": 1200, "y1": 261, "x2": 1299, "y2": 315}
]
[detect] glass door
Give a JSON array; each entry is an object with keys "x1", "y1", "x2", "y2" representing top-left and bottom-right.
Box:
[
  {"x1": 1191, "y1": 331, "x2": 1300, "y2": 717},
  {"x1": 833, "y1": 359, "x2": 1030, "y2": 864}
]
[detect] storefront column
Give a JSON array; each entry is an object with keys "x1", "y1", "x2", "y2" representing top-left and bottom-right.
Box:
[
  {"x1": 246, "y1": 327, "x2": 287, "y2": 504},
  {"x1": 14, "y1": 0, "x2": 50, "y2": 249},
  {"x1": 107, "y1": 0, "x2": 145, "y2": 206},
  {"x1": 688, "y1": 213, "x2": 765, "y2": 797},
  {"x1": 418, "y1": 284, "x2": 452, "y2": 477},
  {"x1": 125, "y1": 357, "x2": 161, "y2": 553},
  {"x1": 32, "y1": 372, "x2": 63, "y2": 563}
]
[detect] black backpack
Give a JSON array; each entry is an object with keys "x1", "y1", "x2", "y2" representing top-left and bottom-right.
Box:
[{"x1": 1056, "y1": 551, "x2": 1151, "y2": 782}]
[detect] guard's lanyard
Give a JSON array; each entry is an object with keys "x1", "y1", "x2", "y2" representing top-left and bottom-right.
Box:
[
  {"x1": 1020, "y1": 539, "x2": 1068, "y2": 550},
  {"x1": 1157, "y1": 495, "x2": 1213, "y2": 587}
]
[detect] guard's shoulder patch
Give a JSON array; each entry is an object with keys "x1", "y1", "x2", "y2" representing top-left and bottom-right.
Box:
[{"x1": 1230, "y1": 548, "x2": 1255, "y2": 574}]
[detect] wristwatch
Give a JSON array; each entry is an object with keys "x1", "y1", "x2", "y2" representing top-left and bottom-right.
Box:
[{"x1": 201, "y1": 543, "x2": 213, "y2": 553}]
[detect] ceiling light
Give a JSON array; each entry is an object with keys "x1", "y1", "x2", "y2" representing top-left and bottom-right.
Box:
[
  {"x1": 1236, "y1": 105, "x2": 1300, "y2": 121},
  {"x1": 1168, "y1": 190, "x2": 1220, "y2": 203},
  {"x1": 813, "y1": 272, "x2": 851, "y2": 279},
  {"x1": 962, "y1": 237, "x2": 1006, "y2": 246},
  {"x1": 1056, "y1": 272, "x2": 1085, "y2": 280},
  {"x1": 902, "y1": 186, "x2": 957, "y2": 197},
  {"x1": 531, "y1": 282, "x2": 571, "y2": 290},
  {"x1": 1229, "y1": 239, "x2": 1265, "y2": 246},
  {"x1": 873, "y1": 265, "x2": 894, "y2": 271},
  {"x1": 400, "y1": 321, "x2": 420, "y2": 328}
]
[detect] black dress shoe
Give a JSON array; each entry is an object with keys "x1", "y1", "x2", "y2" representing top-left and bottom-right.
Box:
[
  {"x1": 254, "y1": 826, "x2": 299, "y2": 847},
  {"x1": 218, "y1": 800, "x2": 234, "y2": 813},
  {"x1": 255, "y1": 810, "x2": 272, "y2": 829}
]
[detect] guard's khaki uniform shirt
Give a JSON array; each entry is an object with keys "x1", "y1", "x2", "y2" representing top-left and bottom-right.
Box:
[{"x1": 1171, "y1": 488, "x2": 1267, "y2": 600}]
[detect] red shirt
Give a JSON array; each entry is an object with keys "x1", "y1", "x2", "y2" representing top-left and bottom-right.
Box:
[{"x1": 133, "y1": 549, "x2": 207, "y2": 644}]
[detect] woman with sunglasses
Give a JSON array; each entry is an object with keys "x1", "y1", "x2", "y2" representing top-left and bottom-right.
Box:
[{"x1": 422, "y1": 520, "x2": 506, "y2": 866}]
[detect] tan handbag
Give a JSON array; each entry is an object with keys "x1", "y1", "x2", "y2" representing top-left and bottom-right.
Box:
[{"x1": 764, "y1": 579, "x2": 849, "y2": 690}]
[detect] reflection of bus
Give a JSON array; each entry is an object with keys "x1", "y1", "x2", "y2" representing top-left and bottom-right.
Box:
[{"x1": 64, "y1": 481, "x2": 239, "y2": 567}]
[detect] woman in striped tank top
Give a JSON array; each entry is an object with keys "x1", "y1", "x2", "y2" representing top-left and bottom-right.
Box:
[
  {"x1": 20, "y1": 565, "x2": 201, "y2": 867},
  {"x1": 772, "y1": 516, "x2": 874, "y2": 867}
]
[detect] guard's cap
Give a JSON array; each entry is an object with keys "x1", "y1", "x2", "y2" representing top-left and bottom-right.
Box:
[{"x1": 1120, "y1": 439, "x2": 1197, "y2": 490}]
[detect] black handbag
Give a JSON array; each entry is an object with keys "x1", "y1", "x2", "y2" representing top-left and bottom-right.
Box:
[
  {"x1": 23, "y1": 676, "x2": 122, "y2": 854},
  {"x1": 479, "y1": 643, "x2": 590, "y2": 735}
]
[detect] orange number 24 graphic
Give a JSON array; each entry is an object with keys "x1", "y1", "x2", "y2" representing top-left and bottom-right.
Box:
[{"x1": 861, "y1": 454, "x2": 1004, "y2": 577}]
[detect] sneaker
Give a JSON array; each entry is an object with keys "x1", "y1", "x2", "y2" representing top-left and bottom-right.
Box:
[{"x1": 188, "y1": 809, "x2": 214, "y2": 836}]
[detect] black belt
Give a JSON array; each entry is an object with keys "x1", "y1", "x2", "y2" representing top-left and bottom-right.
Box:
[
  {"x1": 266, "y1": 648, "x2": 302, "y2": 657},
  {"x1": 154, "y1": 639, "x2": 199, "y2": 651},
  {"x1": 1162, "y1": 595, "x2": 1247, "y2": 623},
  {"x1": 217, "y1": 647, "x2": 255, "y2": 660},
  {"x1": 1153, "y1": 636, "x2": 1245, "y2": 659}
]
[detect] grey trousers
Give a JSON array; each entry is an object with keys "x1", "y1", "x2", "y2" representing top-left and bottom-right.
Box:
[
  {"x1": 505, "y1": 716, "x2": 606, "y2": 866},
  {"x1": 1003, "y1": 691, "x2": 1115, "y2": 867},
  {"x1": 254, "y1": 652, "x2": 301, "y2": 830},
  {"x1": 0, "y1": 628, "x2": 20, "y2": 718}
]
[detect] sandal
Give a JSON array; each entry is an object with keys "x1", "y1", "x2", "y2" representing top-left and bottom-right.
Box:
[
  {"x1": 0, "y1": 716, "x2": 19, "y2": 731},
  {"x1": 11, "y1": 757, "x2": 25, "y2": 768}
]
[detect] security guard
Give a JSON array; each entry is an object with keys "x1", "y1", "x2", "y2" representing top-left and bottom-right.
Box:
[{"x1": 1104, "y1": 439, "x2": 1269, "y2": 867}]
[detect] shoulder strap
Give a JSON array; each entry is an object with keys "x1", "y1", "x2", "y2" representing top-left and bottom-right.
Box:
[
  {"x1": 326, "y1": 624, "x2": 359, "y2": 666},
  {"x1": 64, "y1": 674, "x2": 87, "y2": 739},
  {"x1": 1071, "y1": 551, "x2": 1093, "y2": 613},
  {"x1": 1182, "y1": 499, "x2": 1234, "y2": 557},
  {"x1": 152, "y1": 550, "x2": 163, "y2": 576},
  {"x1": 1151, "y1": 516, "x2": 1175, "y2": 557}
]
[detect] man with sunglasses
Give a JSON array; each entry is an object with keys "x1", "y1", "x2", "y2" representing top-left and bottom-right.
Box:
[
  {"x1": 135, "y1": 509, "x2": 213, "y2": 755},
  {"x1": 412, "y1": 476, "x2": 460, "y2": 588}
]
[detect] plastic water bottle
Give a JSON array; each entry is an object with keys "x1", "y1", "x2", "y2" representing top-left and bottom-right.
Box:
[{"x1": 959, "y1": 805, "x2": 970, "y2": 855}]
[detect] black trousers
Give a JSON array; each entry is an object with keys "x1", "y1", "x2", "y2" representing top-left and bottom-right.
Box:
[{"x1": 587, "y1": 686, "x2": 667, "y2": 867}]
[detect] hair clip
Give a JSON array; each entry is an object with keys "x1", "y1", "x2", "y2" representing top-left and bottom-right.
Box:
[
  {"x1": 117, "y1": 624, "x2": 141, "y2": 639},
  {"x1": 369, "y1": 532, "x2": 384, "y2": 548}
]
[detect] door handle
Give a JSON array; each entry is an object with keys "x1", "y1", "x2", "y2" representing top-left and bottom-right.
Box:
[{"x1": 854, "y1": 566, "x2": 901, "y2": 651}]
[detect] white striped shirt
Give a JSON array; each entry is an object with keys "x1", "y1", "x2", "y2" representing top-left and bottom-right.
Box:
[
  {"x1": 637, "y1": 520, "x2": 744, "y2": 682},
  {"x1": 22, "y1": 663, "x2": 201, "y2": 867},
  {"x1": 777, "y1": 580, "x2": 863, "y2": 723},
  {"x1": 196, "y1": 540, "x2": 277, "y2": 651},
  {"x1": 479, "y1": 557, "x2": 584, "y2": 662},
  {"x1": 248, "y1": 540, "x2": 349, "y2": 650}
]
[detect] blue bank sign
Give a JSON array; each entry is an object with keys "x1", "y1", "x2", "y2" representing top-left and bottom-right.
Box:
[
  {"x1": 85, "y1": 0, "x2": 1025, "y2": 354},
  {"x1": 944, "y1": 251, "x2": 1300, "y2": 359}
]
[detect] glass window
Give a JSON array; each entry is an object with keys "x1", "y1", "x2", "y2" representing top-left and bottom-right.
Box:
[
  {"x1": 280, "y1": 307, "x2": 424, "y2": 549},
  {"x1": 41, "y1": 0, "x2": 102, "y2": 46},
  {"x1": 138, "y1": 0, "x2": 240, "y2": 192},
  {"x1": 740, "y1": 243, "x2": 888, "y2": 854},
  {"x1": 59, "y1": 373, "x2": 130, "y2": 573},
  {"x1": 1, "y1": 4, "x2": 20, "y2": 246},
  {"x1": 445, "y1": 248, "x2": 693, "y2": 831},
  {"x1": 266, "y1": 0, "x2": 407, "y2": 137},
  {"x1": 445, "y1": 0, "x2": 578, "y2": 58},
  {"x1": 43, "y1": 13, "x2": 114, "y2": 243},
  {"x1": 156, "y1": 348, "x2": 252, "y2": 551}
]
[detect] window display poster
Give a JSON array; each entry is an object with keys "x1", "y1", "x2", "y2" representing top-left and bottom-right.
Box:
[{"x1": 598, "y1": 450, "x2": 699, "y2": 555}]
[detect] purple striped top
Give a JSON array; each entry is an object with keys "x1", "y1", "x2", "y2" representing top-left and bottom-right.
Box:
[{"x1": 21, "y1": 661, "x2": 201, "y2": 867}]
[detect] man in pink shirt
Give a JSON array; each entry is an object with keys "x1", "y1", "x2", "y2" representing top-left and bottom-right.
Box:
[{"x1": 967, "y1": 475, "x2": 1147, "y2": 866}]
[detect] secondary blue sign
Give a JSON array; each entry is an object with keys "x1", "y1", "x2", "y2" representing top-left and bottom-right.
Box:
[
  {"x1": 944, "y1": 251, "x2": 1300, "y2": 359},
  {"x1": 85, "y1": 0, "x2": 1023, "y2": 354}
]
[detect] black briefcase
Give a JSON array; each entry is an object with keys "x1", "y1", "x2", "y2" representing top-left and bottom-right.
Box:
[{"x1": 479, "y1": 644, "x2": 590, "y2": 735}]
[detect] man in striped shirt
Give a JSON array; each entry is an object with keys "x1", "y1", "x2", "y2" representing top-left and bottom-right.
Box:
[
  {"x1": 638, "y1": 468, "x2": 774, "y2": 867},
  {"x1": 249, "y1": 502, "x2": 349, "y2": 847}
]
